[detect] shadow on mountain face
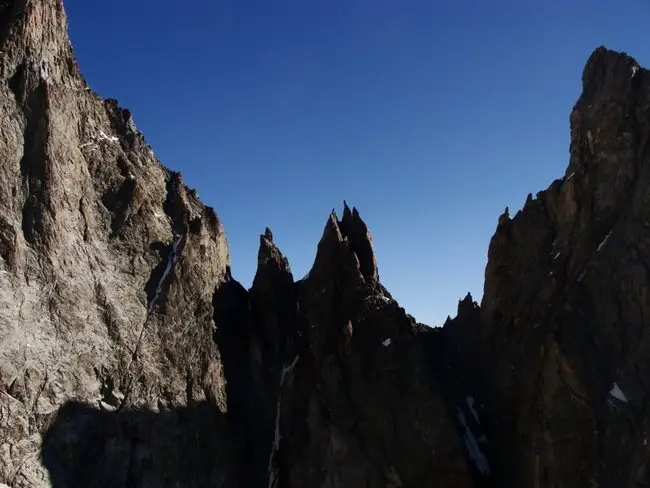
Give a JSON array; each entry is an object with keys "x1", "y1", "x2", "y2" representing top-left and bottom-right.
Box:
[
  {"x1": 40, "y1": 278, "x2": 275, "y2": 488},
  {"x1": 41, "y1": 401, "x2": 236, "y2": 488}
]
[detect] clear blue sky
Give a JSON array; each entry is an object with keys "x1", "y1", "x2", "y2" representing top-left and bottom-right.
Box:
[{"x1": 64, "y1": 0, "x2": 649, "y2": 326}]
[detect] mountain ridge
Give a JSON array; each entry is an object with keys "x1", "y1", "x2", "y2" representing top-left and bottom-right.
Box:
[{"x1": 1, "y1": 1, "x2": 650, "y2": 487}]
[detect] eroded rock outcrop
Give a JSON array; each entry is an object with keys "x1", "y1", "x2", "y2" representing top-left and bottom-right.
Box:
[
  {"x1": 440, "y1": 47, "x2": 650, "y2": 487},
  {"x1": 271, "y1": 209, "x2": 473, "y2": 487},
  {"x1": 0, "y1": 1, "x2": 233, "y2": 486}
]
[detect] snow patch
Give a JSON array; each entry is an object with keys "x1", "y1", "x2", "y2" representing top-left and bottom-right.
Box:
[
  {"x1": 466, "y1": 396, "x2": 480, "y2": 424},
  {"x1": 268, "y1": 355, "x2": 300, "y2": 488},
  {"x1": 39, "y1": 64, "x2": 50, "y2": 84},
  {"x1": 80, "y1": 130, "x2": 120, "y2": 152},
  {"x1": 147, "y1": 235, "x2": 182, "y2": 313},
  {"x1": 98, "y1": 130, "x2": 119, "y2": 143},
  {"x1": 632, "y1": 65, "x2": 640, "y2": 77},
  {"x1": 553, "y1": 252, "x2": 561, "y2": 260},
  {"x1": 457, "y1": 408, "x2": 491, "y2": 475},
  {"x1": 597, "y1": 231, "x2": 612, "y2": 252},
  {"x1": 609, "y1": 382, "x2": 628, "y2": 403},
  {"x1": 566, "y1": 172, "x2": 575, "y2": 181},
  {"x1": 382, "y1": 338, "x2": 392, "y2": 347}
]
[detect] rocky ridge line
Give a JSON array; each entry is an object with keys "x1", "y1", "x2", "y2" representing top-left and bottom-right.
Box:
[{"x1": 1, "y1": 2, "x2": 650, "y2": 487}]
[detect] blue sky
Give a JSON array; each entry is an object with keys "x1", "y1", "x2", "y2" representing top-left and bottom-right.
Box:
[{"x1": 65, "y1": 0, "x2": 650, "y2": 326}]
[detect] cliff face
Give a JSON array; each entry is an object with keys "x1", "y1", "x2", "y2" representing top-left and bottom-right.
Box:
[
  {"x1": 441, "y1": 48, "x2": 650, "y2": 487},
  {"x1": 0, "y1": 1, "x2": 233, "y2": 486},
  {"x1": 1, "y1": 2, "x2": 649, "y2": 488}
]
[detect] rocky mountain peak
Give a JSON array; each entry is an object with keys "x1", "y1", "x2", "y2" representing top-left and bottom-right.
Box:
[
  {"x1": 308, "y1": 203, "x2": 378, "y2": 291},
  {"x1": 2, "y1": 5, "x2": 650, "y2": 487},
  {"x1": 340, "y1": 200, "x2": 379, "y2": 283},
  {"x1": 581, "y1": 45, "x2": 642, "y2": 102},
  {"x1": 256, "y1": 226, "x2": 289, "y2": 274},
  {"x1": 457, "y1": 292, "x2": 478, "y2": 317},
  {"x1": 1, "y1": 0, "x2": 80, "y2": 93},
  {"x1": 449, "y1": 45, "x2": 650, "y2": 488}
]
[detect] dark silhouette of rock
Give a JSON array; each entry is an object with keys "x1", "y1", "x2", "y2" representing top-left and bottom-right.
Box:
[
  {"x1": 439, "y1": 46, "x2": 650, "y2": 487},
  {"x1": 272, "y1": 210, "x2": 473, "y2": 487},
  {"x1": 2, "y1": 2, "x2": 650, "y2": 488}
]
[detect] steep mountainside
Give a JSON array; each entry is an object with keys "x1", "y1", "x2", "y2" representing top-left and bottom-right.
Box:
[
  {"x1": 439, "y1": 48, "x2": 650, "y2": 487},
  {"x1": 1, "y1": 2, "x2": 649, "y2": 488},
  {"x1": 0, "y1": 1, "x2": 234, "y2": 486}
]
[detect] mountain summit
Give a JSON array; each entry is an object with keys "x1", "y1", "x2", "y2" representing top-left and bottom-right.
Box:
[{"x1": 1, "y1": 3, "x2": 649, "y2": 487}]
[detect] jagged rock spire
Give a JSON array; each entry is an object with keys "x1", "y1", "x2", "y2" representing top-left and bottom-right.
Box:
[
  {"x1": 457, "y1": 292, "x2": 477, "y2": 317},
  {"x1": 339, "y1": 202, "x2": 378, "y2": 282},
  {"x1": 307, "y1": 203, "x2": 379, "y2": 286},
  {"x1": 498, "y1": 206, "x2": 510, "y2": 226},
  {"x1": 255, "y1": 226, "x2": 290, "y2": 273}
]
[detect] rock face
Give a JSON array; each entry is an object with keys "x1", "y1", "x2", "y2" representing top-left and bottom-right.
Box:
[
  {"x1": 0, "y1": 1, "x2": 233, "y2": 486},
  {"x1": 264, "y1": 207, "x2": 472, "y2": 487},
  {"x1": 440, "y1": 47, "x2": 650, "y2": 487},
  {"x1": 1, "y1": 2, "x2": 650, "y2": 488}
]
